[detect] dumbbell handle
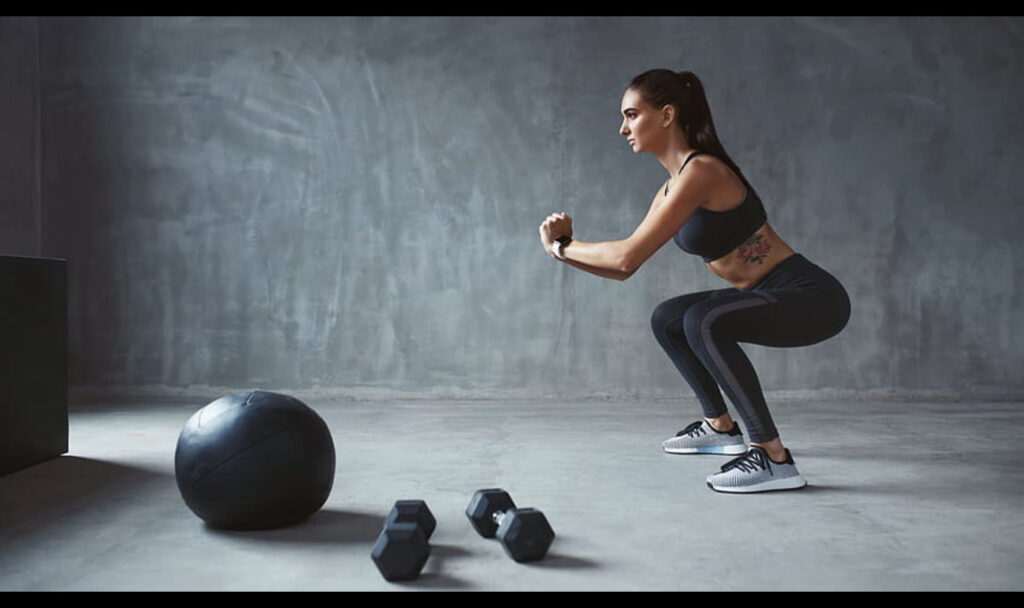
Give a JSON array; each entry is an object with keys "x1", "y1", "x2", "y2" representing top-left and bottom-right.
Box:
[{"x1": 491, "y1": 509, "x2": 513, "y2": 526}]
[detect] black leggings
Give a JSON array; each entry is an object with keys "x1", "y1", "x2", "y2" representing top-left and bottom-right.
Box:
[{"x1": 650, "y1": 254, "x2": 851, "y2": 444}]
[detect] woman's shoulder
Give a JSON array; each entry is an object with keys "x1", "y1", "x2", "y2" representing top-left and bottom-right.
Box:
[
  {"x1": 694, "y1": 153, "x2": 747, "y2": 186},
  {"x1": 689, "y1": 151, "x2": 728, "y2": 173},
  {"x1": 690, "y1": 154, "x2": 751, "y2": 210}
]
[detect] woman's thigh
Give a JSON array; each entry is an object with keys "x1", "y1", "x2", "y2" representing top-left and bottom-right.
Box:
[{"x1": 689, "y1": 286, "x2": 850, "y2": 348}]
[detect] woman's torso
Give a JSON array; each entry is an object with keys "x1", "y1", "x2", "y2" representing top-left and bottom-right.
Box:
[{"x1": 659, "y1": 153, "x2": 797, "y2": 290}]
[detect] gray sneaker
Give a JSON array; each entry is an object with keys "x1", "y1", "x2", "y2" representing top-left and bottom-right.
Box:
[
  {"x1": 662, "y1": 420, "x2": 748, "y2": 455},
  {"x1": 705, "y1": 446, "x2": 807, "y2": 493}
]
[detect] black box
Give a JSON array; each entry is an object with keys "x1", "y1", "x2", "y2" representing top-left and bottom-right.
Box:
[{"x1": 0, "y1": 254, "x2": 68, "y2": 477}]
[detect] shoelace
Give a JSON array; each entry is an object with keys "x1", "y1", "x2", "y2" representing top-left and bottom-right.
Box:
[
  {"x1": 675, "y1": 420, "x2": 707, "y2": 438},
  {"x1": 719, "y1": 448, "x2": 774, "y2": 476}
]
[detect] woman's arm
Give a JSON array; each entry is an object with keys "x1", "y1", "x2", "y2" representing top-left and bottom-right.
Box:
[
  {"x1": 542, "y1": 216, "x2": 631, "y2": 280},
  {"x1": 548, "y1": 234, "x2": 631, "y2": 281},
  {"x1": 558, "y1": 255, "x2": 632, "y2": 281},
  {"x1": 558, "y1": 238, "x2": 629, "y2": 274}
]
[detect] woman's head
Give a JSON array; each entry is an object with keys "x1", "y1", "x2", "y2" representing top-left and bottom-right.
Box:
[
  {"x1": 624, "y1": 70, "x2": 707, "y2": 147},
  {"x1": 622, "y1": 69, "x2": 752, "y2": 188}
]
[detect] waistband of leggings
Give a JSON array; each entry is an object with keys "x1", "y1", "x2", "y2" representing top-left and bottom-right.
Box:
[{"x1": 749, "y1": 253, "x2": 812, "y2": 290}]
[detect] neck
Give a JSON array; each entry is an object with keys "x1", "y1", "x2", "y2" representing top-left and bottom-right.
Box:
[
  {"x1": 652, "y1": 132, "x2": 698, "y2": 177},
  {"x1": 656, "y1": 146, "x2": 699, "y2": 178}
]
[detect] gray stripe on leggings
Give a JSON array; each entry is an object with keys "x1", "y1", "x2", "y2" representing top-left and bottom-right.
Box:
[{"x1": 699, "y1": 293, "x2": 776, "y2": 422}]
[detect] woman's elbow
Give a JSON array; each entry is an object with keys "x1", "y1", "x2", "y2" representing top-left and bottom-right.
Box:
[
  {"x1": 620, "y1": 245, "x2": 646, "y2": 276},
  {"x1": 619, "y1": 256, "x2": 637, "y2": 276},
  {"x1": 620, "y1": 255, "x2": 641, "y2": 277}
]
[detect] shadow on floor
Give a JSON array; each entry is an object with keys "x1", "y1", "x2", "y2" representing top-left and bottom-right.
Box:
[
  {"x1": 203, "y1": 513, "x2": 485, "y2": 588},
  {"x1": 201, "y1": 508, "x2": 387, "y2": 545},
  {"x1": 380, "y1": 544, "x2": 477, "y2": 589},
  {"x1": 526, "y1": 552, "x2": 599, "y2": 570},
  {"x1": 0, "y1": 456, "x2": 170, "y2": 536}
]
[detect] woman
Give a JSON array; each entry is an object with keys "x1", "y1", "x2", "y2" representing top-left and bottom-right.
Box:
[{"x1": 537, "y1": 69, "x2": 851, "y2": 494}]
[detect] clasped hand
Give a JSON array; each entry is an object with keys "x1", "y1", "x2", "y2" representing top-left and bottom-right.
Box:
[{"x1": 538, "y1": 212, "x2": 573, "y2": 259}]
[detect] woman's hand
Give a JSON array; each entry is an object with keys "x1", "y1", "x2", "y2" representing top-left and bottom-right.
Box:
[
  {"x1": 539, "y1": 212, "x2": 573, "y2": 259},
  {"x1": 547, "y1": 212, "x2": 573, "y2": 240}
]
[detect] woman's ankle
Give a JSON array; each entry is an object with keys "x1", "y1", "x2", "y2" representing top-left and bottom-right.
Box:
[
  {"x1": 750, "y1": 441, "x2": 787, "y2": 463},
  {"x1": 705, "y1": 416, "x2": 735, "y2": 432}
]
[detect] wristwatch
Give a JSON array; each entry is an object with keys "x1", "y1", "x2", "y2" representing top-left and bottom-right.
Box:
[{"x1": 554, "y1": 236, "x2": 572, "y2": 260}]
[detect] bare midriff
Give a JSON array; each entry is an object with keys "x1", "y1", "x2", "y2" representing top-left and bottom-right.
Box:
[
  {"x1": 706, "y1": 221, "x2": 797, "y2": 291},
  {"x1": 692, "y1": 157, "x2": 797, "y2": 291}
]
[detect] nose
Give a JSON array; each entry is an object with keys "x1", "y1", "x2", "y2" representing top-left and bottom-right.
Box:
[{"x1": 619, "y1": 120, "x2": 629, "y2": 137}]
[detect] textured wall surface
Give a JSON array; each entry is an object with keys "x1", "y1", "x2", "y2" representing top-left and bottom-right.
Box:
[
  {"x1": 0, "y1": 17, "x2": 40, "y2": 257},
  {"x1": 35, "y1": 16, "x2": 1024, "y2": 400}
]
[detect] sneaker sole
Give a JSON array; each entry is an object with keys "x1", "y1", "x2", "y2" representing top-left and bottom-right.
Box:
[
  {"x1": 705, "y1": 475, "x2": 808, "y2": 493},
  {"x1": 663, "y1": 444, "x2": 748, "y2": 455}
]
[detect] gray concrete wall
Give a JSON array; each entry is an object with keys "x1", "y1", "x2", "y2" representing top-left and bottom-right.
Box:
[
  {"x1": 0, "y1": 17, "x2": 40, "y2": 257},
  {"x1": 37, "y1": 17, "x2": 1024, "y2": 400}
]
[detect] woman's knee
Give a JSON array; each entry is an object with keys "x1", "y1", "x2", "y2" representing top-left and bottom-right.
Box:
[
  {"x1": 650, "y1": 293, "x2": 709, "y2": 337},
  {"x1": 650, "y1": 296, "x2": 682, "y2": 334},
  {"x1": 650, "y1": 303, "x2": 681, "y2": 342}
]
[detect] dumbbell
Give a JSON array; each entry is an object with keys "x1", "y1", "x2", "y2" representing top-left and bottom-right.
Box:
[
  {"x1": 371, "y1": 499, "x2": 436, "y2": 581},
  {"x1": 465, "y1": 488, "x2": 555, "y2": 562}
]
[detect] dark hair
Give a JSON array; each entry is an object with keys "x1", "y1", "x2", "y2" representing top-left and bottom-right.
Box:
[{"x1": 627, "y1": 69, "x2": 753, "y2": 192}]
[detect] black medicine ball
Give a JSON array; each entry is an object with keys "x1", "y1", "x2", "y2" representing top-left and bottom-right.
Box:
[{"x1": 174, "y1": 391, "x2": 336, "y2": 530}]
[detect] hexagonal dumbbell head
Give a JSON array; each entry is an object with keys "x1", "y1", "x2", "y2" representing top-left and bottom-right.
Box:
[
  {"x1": 466, "y1": 488, "x2": 516, "y2": 538},
  {"x1": 371, "y1": 522, "x2": 430, "y2": 581},
  {"x1": 496, "y1": 508, "x2": 555, "y2": 562},
  {"x1": 384, "y1": 500, "x2": 436, "y2": 540}
]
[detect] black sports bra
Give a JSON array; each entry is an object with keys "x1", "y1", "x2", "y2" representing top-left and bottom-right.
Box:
[{"x1": 670, "y1": 152, "x2": 768, "y2": 263}]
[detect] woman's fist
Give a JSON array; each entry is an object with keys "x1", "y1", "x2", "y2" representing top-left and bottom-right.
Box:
[
  {"x1": 540, "y1": 212, "x2": 573, "y2": 240},
  {"x1": 540, "y1": 212, "x2": 573, "y2": 260}
]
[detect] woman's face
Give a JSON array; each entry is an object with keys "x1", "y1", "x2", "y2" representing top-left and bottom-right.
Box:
[{"x1": 619, "y1": 88, "x2": 664, "y2": 154}]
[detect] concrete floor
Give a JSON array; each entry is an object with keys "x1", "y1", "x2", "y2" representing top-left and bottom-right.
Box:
[{"x1": 1, "y1": 396, "x2": 1022, "y2": 591}]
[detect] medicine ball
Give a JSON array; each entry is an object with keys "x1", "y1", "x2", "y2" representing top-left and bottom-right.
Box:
[{"x1": 174, "y1": 390, "x2": 336, "y2": 530}]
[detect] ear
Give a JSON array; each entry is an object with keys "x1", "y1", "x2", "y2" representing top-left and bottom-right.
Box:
[{"x1": 660, "y1": 104, "x2": 676, "y2": 129}]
